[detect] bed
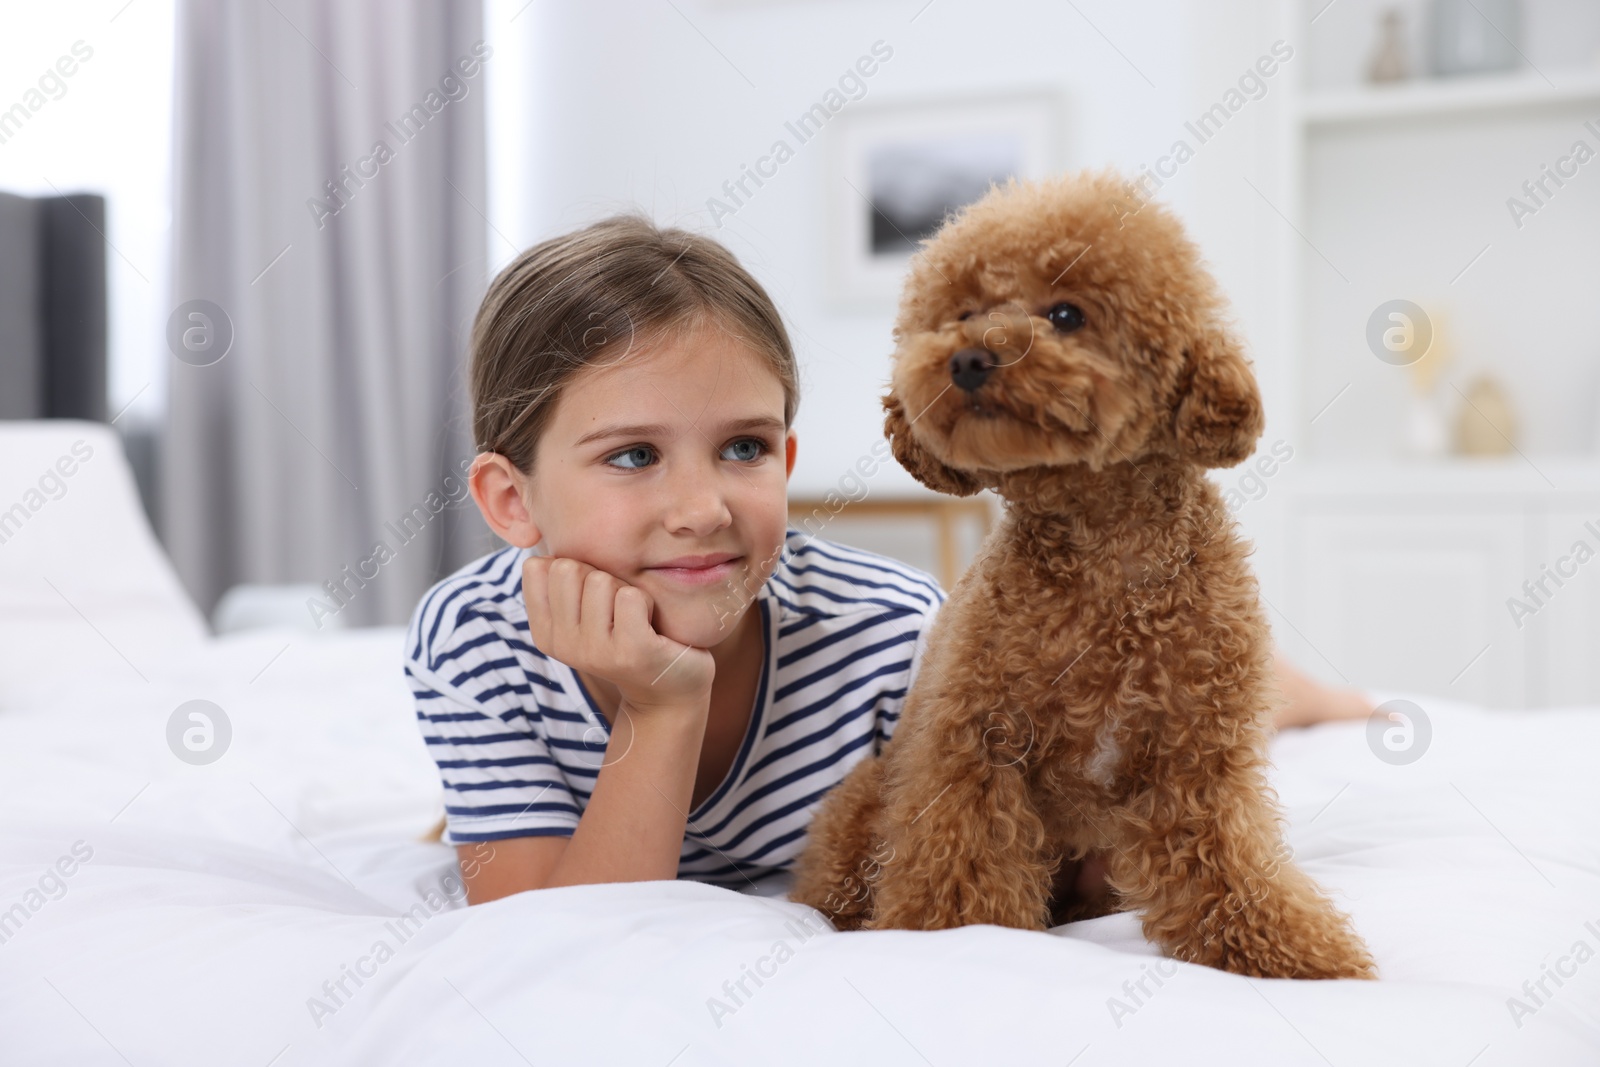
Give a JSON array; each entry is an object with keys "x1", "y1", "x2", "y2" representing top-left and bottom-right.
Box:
[{"x1": 2, "y1": 420, "x2": 1597, "y2": 1066}]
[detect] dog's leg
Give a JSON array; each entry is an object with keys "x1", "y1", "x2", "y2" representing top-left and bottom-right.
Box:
[
  {"x1": 864, "y1": 705, "x2": 1055, "y2": 932},
  {"x1": 1102, "y1": 772, "x2": 1377, "y2": 979},
  {"x1": 790, "y1": 755, "x2": 889, "y2": 930}
]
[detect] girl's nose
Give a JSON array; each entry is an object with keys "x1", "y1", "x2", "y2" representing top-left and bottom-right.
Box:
[{"x1": 664, "y1": 473, "x2": 733, "y2": 535}]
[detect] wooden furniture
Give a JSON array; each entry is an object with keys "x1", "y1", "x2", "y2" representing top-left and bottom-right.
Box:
[{"x1": 787, "y1": 496, "x2": 998, "y2": 590}]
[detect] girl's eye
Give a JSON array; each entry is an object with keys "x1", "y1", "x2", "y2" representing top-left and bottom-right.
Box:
[
  {"x1": 606, "y1": 445, "x2": 655, "y2": 470},
  {"x1": 722, "y1": 437, "x2": 769, "y2": 463},
  {"x1": 604, "y1": 439, "x2": 769, "y2": 470}
]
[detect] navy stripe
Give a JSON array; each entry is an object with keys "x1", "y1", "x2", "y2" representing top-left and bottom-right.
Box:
[
  {"x1": 412, "y1": 550, "x2": 503, "y2": 661},
  {"x1": 778, "y1": 613, "x2": 829, "y2": 639},
  {"x1": 417, "y1": 709, "x2": 491, "y2": 724},
  {"x1": 530, "y1": 672, "x2": 567, "y2": 694},
  {"x1": 791, "y1": 539, "x2": 944, "y2": 600},
  {"x1": 686, "y1": 862, "x2": 787, "y2": 887},
  {"x1": 430, "y1": 628, "x2": 508, "y2": 668},
  {"x1": 447, "y1": 656, "x2": 522, "y2": 689},
  {"x1": 770, "y1": 572, "x2": 929, "y2": 617},
  {"x1": 544, "y1": 739, "x2": 604, "y2": 764},
  {"x1": 445, "y1": 825, "x2": 575, "y2": 843},
  {"x1": 445, "y1": 800, "x2": 582, "y2": 817},
  {"x1": 775, "y1": 640, "x2": 914, "y2": 705},
  {"x1": 447, "y1": 588, "x2": 522, "y2": 637},
  {"x1": 473, "y1": 681, "x2": 533, "y2": 703},
  {"x1": 765, "y1": 660, "x2": 909, "y2": 738},
  {"x1": 424, "y1": 663, "x2": 563, "y2": 697},
  {"x1": 780, "y1": 607, "x2": 921, "y2": 668},
  {"x1": 743, "y1": 694, "x2": 877, "y2": 784},
  {"x1": 740, "y1": 824, "x2": 809, "y2": 865},
  {"x1": 432, "y1": 626, "x2": 545, "y2": 670},
  {"x1": 693, "y1": 722, "x2": 875, "y2": 840},
  {"x1": 785, "y1": 559, "x2": 933, "y2": 607},
  {"x1": 429, "y1": 703, "x2": 523, "y2": 727},
  {"x1": 720, "y1": 790, "x2": 832, "y2": 857},
  {"x1": 448, "y1": 777, "x2": 567, "y2": 792},
  {"x1": 435, "y1": 755, "x2": 557, "y2": 770},
  {"x1": 418, "y1": 549, "x2": 516, "y2": 664},
  {"x1": 687, "y1": 856, "x2": 788, "y2": 879},
  {"x1": 765, "y1": 588, "x2": 818, "y2": 618},
  {"x1": 774, "y1": 643, "x2": 915, "y2": 710},
  {"x1": 423, "y1": 731, "x2": 531, "y2": 747},
  {"x1": 725, "y1": 823, "x2": 812, "y2": 868},
  {"x1": 714, "y1": 780, "x2": 840, "y2": 853},
  {"x1": 423, "y1": 550, "x2": 522, "y2": 669}
]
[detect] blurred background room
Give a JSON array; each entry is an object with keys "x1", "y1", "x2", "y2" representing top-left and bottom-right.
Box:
[{"x1": 5, "y1": 0, "x2": 1600, "y2": 710}]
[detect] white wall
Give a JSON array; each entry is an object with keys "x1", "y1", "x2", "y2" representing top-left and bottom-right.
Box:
[
  {"x1": 485, "y1": 0, "x2": 1294, "y2": 498},
  {"x1": 2, "y1": 2, "x2": 1300, "y2": 500},
  {"x1": 0, "y1": 0, "x2": 175, "y2": 427}
]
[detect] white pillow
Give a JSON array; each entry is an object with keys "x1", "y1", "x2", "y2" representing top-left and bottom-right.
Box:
[{"x1": 0, "y1": 420, "x2": 207, "y2": 696}]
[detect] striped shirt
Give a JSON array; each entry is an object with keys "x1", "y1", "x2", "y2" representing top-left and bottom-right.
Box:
[{"x1": 404, "y1": 525, "x2": 947, "y2": 888}]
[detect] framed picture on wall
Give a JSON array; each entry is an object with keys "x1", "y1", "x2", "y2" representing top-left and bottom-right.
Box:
[{"x1": 824, "y1": 90, "x2": 1067, "y2": 307}]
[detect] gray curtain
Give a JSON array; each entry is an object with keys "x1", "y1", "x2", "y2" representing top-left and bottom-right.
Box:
[{"x1": 164, "y1": 0, "x2": 493, "y2": 627}]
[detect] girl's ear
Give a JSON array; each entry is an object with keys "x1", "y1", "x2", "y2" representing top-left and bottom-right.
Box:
[
  {"x1": 469, "y1": 453, "x2": 542, "y2": 548},
  {"x1": 784, "y1": 429, "x2": 797, "y2": 479},
  {"x1": 882, "y1": 391, "x2": 984, "y2": 497}
]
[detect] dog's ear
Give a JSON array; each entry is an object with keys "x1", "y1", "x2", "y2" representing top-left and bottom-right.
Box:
[
  {"x1": 1171, "y1": 327, "x2": 1264, "y2": 469},
  {"x1": 882, "y1": 391, "x2": 984, "y2": 497}
]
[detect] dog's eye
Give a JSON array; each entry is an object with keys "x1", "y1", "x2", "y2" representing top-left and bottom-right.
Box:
[
  {"x1": 956, "y1": 310, "x2": 974, "y2": 321},
  {"x1": 1046, "y1": 302, "x2": 1086, "y2": 333}
]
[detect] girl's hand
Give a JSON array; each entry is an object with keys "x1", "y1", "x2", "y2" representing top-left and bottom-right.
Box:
[{"x1": 521, "y1": 556, "x2": 715, "y2": 713}]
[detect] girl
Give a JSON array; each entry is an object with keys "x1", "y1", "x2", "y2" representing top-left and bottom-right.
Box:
[{"x1": 406, "y1": 215, "x2": 1373, "y2": 906}]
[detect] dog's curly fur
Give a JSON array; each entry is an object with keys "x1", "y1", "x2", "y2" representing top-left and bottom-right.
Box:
[{"x1": 789, "y1": 170, "x2": 1378, "y2": 980}]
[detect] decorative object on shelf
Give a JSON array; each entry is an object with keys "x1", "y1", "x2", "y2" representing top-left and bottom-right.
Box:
[
  {"x1": 1367, "y1": 8, "x2": 1412, "y2": 84},
  {"x1": 1404, "y1": 391, "x2": 1451, "y2": 457},
  {"x1": 1429, "y1": 0, "x2": 1521, "y2": 77},
  {"x1": 1452, "y1": 373, "x2": 1518, "y2": 455},
  {"x1": 1403, "y1": 305, "x2": 1452, "y2": 458}
]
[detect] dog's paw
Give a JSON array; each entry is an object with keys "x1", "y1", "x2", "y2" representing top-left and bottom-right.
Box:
[{"x1": 1200, "y1": 932, "x2": 1379, "y2": 980}]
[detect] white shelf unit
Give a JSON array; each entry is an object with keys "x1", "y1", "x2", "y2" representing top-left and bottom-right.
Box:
[
  {"x1": 1297, "y1": 67, "x2": 1600, "y2": 124},
  {"x1": 1250, "y1": 0, "x2": 1600, "y2": 708}
]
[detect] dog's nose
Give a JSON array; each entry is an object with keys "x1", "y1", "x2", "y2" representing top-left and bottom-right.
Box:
[{"x1": 949, "y1": 347, "x2": 995, "y2": 393}]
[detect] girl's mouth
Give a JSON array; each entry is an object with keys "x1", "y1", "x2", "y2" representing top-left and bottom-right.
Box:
[{"x1": 647, "y1": 557, "x2": 743, "y2": 586}]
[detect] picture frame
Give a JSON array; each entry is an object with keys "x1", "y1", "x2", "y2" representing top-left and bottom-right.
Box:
[{"x1": 824, "y1": 89, "x2": 1067, "y2": 307}]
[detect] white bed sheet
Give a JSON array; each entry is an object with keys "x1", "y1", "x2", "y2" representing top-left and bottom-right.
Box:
[
  {"x1": 2, "y1": 421, "x2": 1598, "y2": 1065},
  {"x1": 2, "y1": 622, "x2": 1597, "y2": 1066}
]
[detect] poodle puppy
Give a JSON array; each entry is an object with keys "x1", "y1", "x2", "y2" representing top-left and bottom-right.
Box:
[{"x1": 790, "y1": 170, "x2": 1377, "y2": 980}]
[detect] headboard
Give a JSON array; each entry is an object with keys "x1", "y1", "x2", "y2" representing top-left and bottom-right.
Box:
[{"x1": 0, "y1": 191, "x2": 107, "y2": 422}]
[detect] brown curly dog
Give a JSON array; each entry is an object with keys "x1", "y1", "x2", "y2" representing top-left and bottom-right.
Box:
[{"x1": 789, "y1": 170, "x2": 1377, "y2": 980}]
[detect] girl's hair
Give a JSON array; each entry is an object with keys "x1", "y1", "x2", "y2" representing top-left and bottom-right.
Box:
[{"x1": 470, "y1": 215, "x2": 800, "y2": 473}]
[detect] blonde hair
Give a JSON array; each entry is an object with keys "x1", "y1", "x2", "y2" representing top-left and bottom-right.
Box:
[{"x1": 470, "y1": 215, "x2": 800, "y2": 472}]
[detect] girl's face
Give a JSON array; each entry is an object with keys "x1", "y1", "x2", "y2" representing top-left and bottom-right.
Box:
[{"x1": 482, "y1": 318, "x2": 796, "y2": 650}]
